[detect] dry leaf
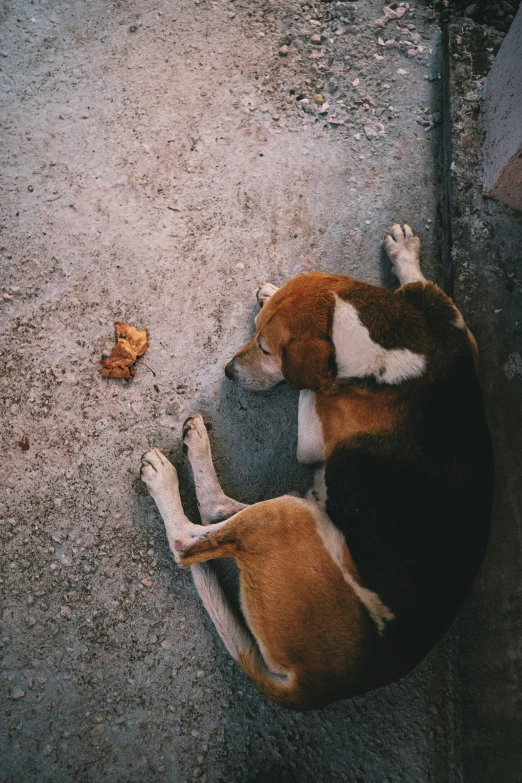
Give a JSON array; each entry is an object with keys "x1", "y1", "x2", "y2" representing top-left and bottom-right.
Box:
[
  {"x1": 18, "y1": 436, "x2": 30, "y2": 451},
  {"x1": 100, "y1": 322, "x2": 149, "y2": 379}
]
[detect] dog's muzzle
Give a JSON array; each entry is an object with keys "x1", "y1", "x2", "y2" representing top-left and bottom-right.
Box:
[{"x1": 224, "y1": 359, "x2": 238, "y2": 381}]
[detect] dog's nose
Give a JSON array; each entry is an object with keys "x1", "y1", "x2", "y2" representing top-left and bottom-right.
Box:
[{"x1": 224, "y1": 360, "x2": 237, "y2": 381}]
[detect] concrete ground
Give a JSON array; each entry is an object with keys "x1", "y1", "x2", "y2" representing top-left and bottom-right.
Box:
[
  {"x1": 447, "y1": 20, "x2": 522, "y2": 783},
  {"x1": 1, "y1": 1, "x2": 460, "y2": 781}
]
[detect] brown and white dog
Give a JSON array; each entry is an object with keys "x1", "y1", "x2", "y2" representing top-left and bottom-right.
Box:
[{"x1": 141, "y1": 224, "x2": 494, "y2": 710}]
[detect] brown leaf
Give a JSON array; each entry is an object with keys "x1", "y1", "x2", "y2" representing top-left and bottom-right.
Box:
[
  {"x1": 18, "y1": 436, "x2": 30, "y2": 451},
  {"x1": 100, "y1": 322, "x2": 149, "y2": 379}
]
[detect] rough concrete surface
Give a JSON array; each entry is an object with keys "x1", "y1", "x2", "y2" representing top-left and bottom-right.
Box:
[
  {"x1": 1, "y1": 0, "x2": 458, "y2": 781},
  {"x1": 483, "y1": 5, "x2": 522, "y2": 211},
  {"x1": 447, "y1": 19, "x2": 522, "y2": 783}
]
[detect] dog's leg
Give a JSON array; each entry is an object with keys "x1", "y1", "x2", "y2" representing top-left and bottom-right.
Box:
[
  {"x1": 182, "y1": 414, "x2": 248, "y2": 524},
  {"x1": 383, "y1": 224, "x2": 427, "y2": 285},
  {"x1": 257, "y1": 282, "x2": 279, "y2": 308},
  {"x1": 141, "y1": 448, "x2": 233, "y2": 558},
  {"x1": 141, "y1": 449, "x2": 259, "y2": 676}
]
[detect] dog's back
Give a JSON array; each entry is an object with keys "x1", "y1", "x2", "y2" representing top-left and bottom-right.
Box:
[{"x1": 325, "y1": 282, "x2": 494, "y2": 683}]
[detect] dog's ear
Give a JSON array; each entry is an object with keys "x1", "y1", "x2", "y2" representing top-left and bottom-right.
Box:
[{"x1": 281, "y1": 338, "x2": 337, "y2": 392}]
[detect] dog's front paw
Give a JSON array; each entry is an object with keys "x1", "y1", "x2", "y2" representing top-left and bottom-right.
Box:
[
  {"x1": 257, "y1": 282, "x2": 279, "y2": 308},
  {"x1": 141, "y1": 448, "x2": 179, "y2": 497}
]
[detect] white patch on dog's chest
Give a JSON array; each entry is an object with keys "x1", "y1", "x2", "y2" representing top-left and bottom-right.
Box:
[
  {"x1": 332, "y1": 296, "x2": 426, "y2": 384},
  {"x1": 297, "y1": 390, "x2": 325, "y2": 464}
]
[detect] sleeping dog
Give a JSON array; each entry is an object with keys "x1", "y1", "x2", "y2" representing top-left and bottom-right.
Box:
[{"x1": 141, "y1": 224, "x2": 494, "y2": 710}]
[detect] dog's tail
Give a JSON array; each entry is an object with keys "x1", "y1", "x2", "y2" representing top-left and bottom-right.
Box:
[{"x1": 191, "y1": 563, "x2": 301, "y2": 708}]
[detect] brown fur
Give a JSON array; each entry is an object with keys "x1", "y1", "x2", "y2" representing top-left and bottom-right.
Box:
[
  {"x1": 249, "y1": 274, "x2": 474, "y2": 392},
  {"x1": 315, "y1": 386, "x2": 404, "y2": 458},
  {"x1": 179, "y1": 496, "x2": 372, "y2": 710}
]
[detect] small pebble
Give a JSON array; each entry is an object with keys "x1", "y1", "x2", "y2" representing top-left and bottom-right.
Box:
[
  {"x1": 27, "y1": 185, "x2": 34, "y2": 192},
  {"x1": 279, "y1": 45, "x2": 289, "y2": 56},
  {"x1": 3, "y1": 293, "x2": 13, "y2": 301},
  {"x1": 314, "y1": 94, "x2": 324, "y2": 105},
  {"x1": 311, "y1": 33, "x2": 321, "y2": 44},
  {"x1": 141, "y1": 578, "x2": 153, "y2": 588},
  {"x1": 11, "y1": 690, "x2": 25, "y2": 700},
  {"x1": 60, "y1": 606, "x2": 72, "y2": 619}
]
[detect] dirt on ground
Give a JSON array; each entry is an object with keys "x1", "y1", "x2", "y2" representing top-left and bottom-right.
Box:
[{"x1": 0, "y1": 1, "x2": 456, "y2": 781}]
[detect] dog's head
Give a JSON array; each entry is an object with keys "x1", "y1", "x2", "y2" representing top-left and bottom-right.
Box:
[
  {"x1": 225, "y1": 272, "x2": 441, "y2": 392},
  {"x1": 225, "y1": 274, "x2": 346, "y2": 392}
]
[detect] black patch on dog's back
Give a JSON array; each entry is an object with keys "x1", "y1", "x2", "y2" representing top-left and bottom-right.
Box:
[{"x1": 325, "y1": 358, "x2": 494, "y2": 674}]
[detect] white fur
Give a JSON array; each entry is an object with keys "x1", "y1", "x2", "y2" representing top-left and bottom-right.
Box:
[
  {"x1": 183, "y1": 415, "x2": 248, "y2": 523},
  {"x1": 255, "y1": 282, "x2": 279, "y2": 326},
  {"x1": 141, "y1": 448, "x2": 230, "y2": 561},
  {"x1": 191, "y1": 563, "x2": 252, "y2": 661},
  {"x1": 194, "y1": 563, "x2": 293, "y2": 682},
  {"x1": 332, "y1": 296, "x2": 426, "y2": 384},
  {"x1": 297, "y1": 390, "x2": 325, "y2": 464},
  {"x1": 257, "y1": 282, "x2": 279, "y2": 305},
  {"x1": 143, "y1": 448, "x2": 294, "y2": 685},
  {"x1": 308, "y1": 500, "x2": 395, "y2": 634},
  {"x1": 306, "y1": 465, "x2": 327, "y2": 508},
  {"x1": 383, "y1": 223, "x2": 426, "y2": 285}
]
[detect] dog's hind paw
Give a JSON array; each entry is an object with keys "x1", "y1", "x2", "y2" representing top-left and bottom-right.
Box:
[
  {"x1": 383, "y1": 224, "x2": 420, "y2": 261},
  {"x1": 182, "y1": 414, "x2": 212, "y2": 461},
  {"x1": 383, "y1": 224, "x2": 425, "y2": 285}
]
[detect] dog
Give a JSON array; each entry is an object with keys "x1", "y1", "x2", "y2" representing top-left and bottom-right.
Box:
[{"x1": 141, "y1": 224, "x2": 494, "y2": 710}]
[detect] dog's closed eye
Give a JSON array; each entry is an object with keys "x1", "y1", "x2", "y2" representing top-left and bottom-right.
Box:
[{"x1": 257, "y1": 336, "x2": 272, "y2": 356}]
